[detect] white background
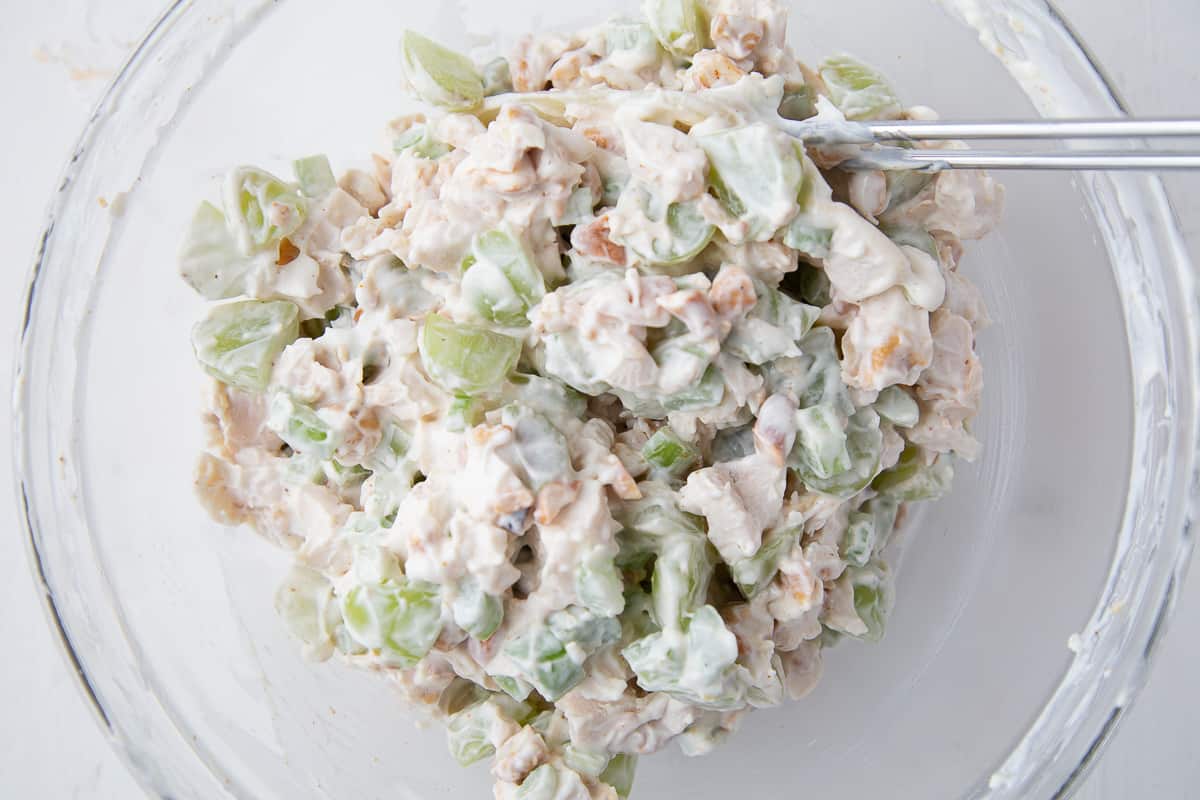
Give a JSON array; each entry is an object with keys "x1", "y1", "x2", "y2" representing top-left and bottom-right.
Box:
[{"x1": 1, "y1": 1, "x2": 1196, "y2": 797}]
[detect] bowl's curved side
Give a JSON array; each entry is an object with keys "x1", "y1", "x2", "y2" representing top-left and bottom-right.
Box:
[
  {"x1": 13, "y1": 1, "x2": 1198, "y2": 799},
  {"x1": 942, "y1": 2, "x2": 1200, "y2": 797},
  {"x1": 12, "y1": 2, "x2": 277, "y2": 797}
]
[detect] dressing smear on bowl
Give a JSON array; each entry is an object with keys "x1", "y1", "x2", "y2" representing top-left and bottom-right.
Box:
[{"x1": 178, "y1": 0, "x2": 1002, "y2": 795}]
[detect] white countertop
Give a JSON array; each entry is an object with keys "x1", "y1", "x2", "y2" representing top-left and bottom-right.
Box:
[{"x1": 2, "y1": 1, "x2": 1196, "y2": 797}]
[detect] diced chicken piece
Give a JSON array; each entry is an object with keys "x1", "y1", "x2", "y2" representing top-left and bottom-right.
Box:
[{"x1": 841, "y1": 287, "x2": 933, "y2": 390}]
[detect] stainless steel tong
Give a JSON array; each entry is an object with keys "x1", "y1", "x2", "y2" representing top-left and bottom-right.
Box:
[{"x1": 779, "y1": 116, "x2": 1200, "y2": 171}]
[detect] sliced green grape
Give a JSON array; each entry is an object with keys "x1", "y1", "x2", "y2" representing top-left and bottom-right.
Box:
[
  {"x1": 710, "y1": 424, "x2": 755, "y2": 463},
  {"x1": 661, "y1": 365, "x2": 725, "y2": 412},
  {"x1": 178, "y1": 201, "x2": 264, "y2": 300},
  {"x1": 222, "y1": 166, "x2": 307, "y2": 254},
  {"x1": 783, "y1": 218, "x2": 834, "y2": 259},
  {"x1": 872, "y1": 444, "x2": 954, "y2": 501},
  {"x1": 363, "y1": 420, "x2": 412, "y2": 472},
  {"x1": 724, "y1": 283, "x2": 821, "y2": 365},
  {"x1": 274, "y1": 565, "x2": 340, "y2": 658},
  {"x1": 191, "y1": 299, "x2": 299, "y2": 392},
  {"x1": 419, "y1": 313, "x2": 521, "y2": 394},
  {"x1": 819, "y1": 54, "x2": 903, "y2": 121},
  {"x1": 599, "y1": 753, "x2": 638, "y2": 799},
  {"x1": 516, "y1": 764, "x2": 558, "y2": 800},
  {"x1": 641, "y1": 427, "x2": 699, "y2": 476},
  {"x1": 779, "y1": 86, "x2": 817, "y2": 121},
  {"x1": 563, "y1": 743, "x2": 611, "y2": 778},
  {"x1": 503, "y1": 405, "x2": 572, "y2": 489},
  {"x1": 841, "y1": 511, "x2": 876, "y2": 568},
  {"x1": 622, "y1": 605, "x2": 744, "y2": 710},
  {"x1": 480, "y1": 56, "x2": 513, "y2": 96},
  {"x1": 761, "y1": 326, "x2": 854, "y2": 415},
  {"x1": 880, "y1": 222, "x2": 938, "y2": 259},
  {"x1": 267, "y1": 393, "x2": 340, "y2": 459},
  {"x1": 884, "y1": 170, "x2": 934, "y2": 210},
  {"x1": 446, "y1": 695, "x2": 531, "y2": 766},
  {"x1": 553, "y1": 186, "x2": 596, "y2": 226},
  {"x1": 400, "y1": 30, "x2": 484, "y2": 111},
  {"x1": 873, "y1": 385, "x2": 919, "y2": 427},
  {"x1": 502, "y1": 627, "x2": 584, "y2": 702},
  {"x1": 502, "y1": 373, "x2": 588, "y2": 424},
  {"x1": 643, "y1": 0, "x2": 708, "y2": 57},
  {"x1": 797, "y1": 407, "x2": 884, "y2": 498},
  {"x1": 461, "y1": 228, "x2": 546, "y2": 327},
  {"x1": 452, "y1": 578, "x2": 503, "y2": 641},
  {"x1": 699, "y1": 123, "x2": 805, "y2": 241},
  {"x1": 341, "y1": 577, "x2": 442, "y2": 667},
  {"x1": 611, "y1": 184, "x2": 714, "y2": 267},
  {"x1": 780, "y1": 262, "x2": 832, "y2": 307},
  {"x1": 847, "y1": 563, "x2": 892, "y2": 642},
  {"x1": 493, "y1": 675, "x2": 533, "y2": 702},
  {"x1": 789, "y1": 404, "x2": 851, "y2": 481},
  {"x1": 730, "y1": 525, "x2": 801, "y2": 598},
  {"x1": 547, "y1": 606, "x2": 621, "y2": 651},
  {"x1": 293, "y1": 154, "x2": 337, "y2": 199},
  {"x1": 575, "y1": 548, "x2": 626, "y2": 618},
  {"x1": 393, "y1": 123, "x2": 452, "y2": 159}
]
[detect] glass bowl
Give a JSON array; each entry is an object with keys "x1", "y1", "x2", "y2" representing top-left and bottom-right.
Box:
[{"x1": 15, "y1": 0, "x2": 1197, "y2": 797}]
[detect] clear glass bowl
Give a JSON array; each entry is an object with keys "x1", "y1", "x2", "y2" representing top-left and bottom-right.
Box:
[{"x1": 14, "y1": 0, "x2": 1198, "y2": 797}]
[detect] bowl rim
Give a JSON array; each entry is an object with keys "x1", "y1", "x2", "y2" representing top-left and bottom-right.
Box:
[{"x1": 12, "y1": 0, "x2": 1198, "y2": 797}]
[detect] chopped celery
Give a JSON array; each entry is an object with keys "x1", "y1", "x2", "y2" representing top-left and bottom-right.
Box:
[
  {"x1": 363, "y1": 420, "x2": 411, "y2": 472},
  {"x1": 191, "y1": 299, "x2": 299, "y2": 392},
  {"x1": 393, "y1": 123, "x2": 451, "y2": 159},
  {"x1": 178, "y1": 201, "x2": 264, "y2": 300},
  {"x1": 604, "y1": 19, "x2": 663, "y2": 60},
  {"x1": 872, "y1": 444, "x2": 954, "y2": 501},
  {"x1": 400, "y1": 30, "x2": 484, "y2": 111},
  {"x1": 502, "y1": 373, "x2": 588, "y2": 425},
  {"x1": 446, "y1": 393, "x2": 487, "y2": 432},
  {"x1": 699, "y1": 123, "x2": 805, "y2": 241},
  {"x1": 789, "y1": 404, "x2": 851, "y2": 481},
  {"x1": 873, "y1": 385, "x2": 919, "y2": 427},
  {"x1": 884, "y1": 170, "x2": 934, "y2": 210},
  {"x1": 419, "y1": 313, "x2": 521, "y2": 394},
  {"x1": 575, "y1": 549, "x2": 626, "y2": 618},
  {"x1": 461, "y1": 228, "x2": 546, "y2": 326},
  {"x1": 516, "y1": 764, "x2": 558, "y2": 799},
  {"x1": 599, "y1": 753, "x2": 638, "y2": 799},
  {"x1": 502, "y1": 627, "x2": 585, "y2": 701},
  {"x1": 641, "y1": 427, "x2": 699, "y2": 476},
  {"x1": 493, "y1": 675, "x2": 533, "y2": 701},
  {"x1": 847, "y1": 564, "x2": 892, "y2": 642},
  {"x1": 292, "y1": 154, "x2": 337, "y2": 199},
  {"x1": 480, "y1": 56, "x2": 513, "y2": 96},
  {"x1": 222, "y1": 166, "x2": 307, "y2": 254},
  {"x1": 503, "y1": 405, "x2": 571, "y2": 489},
  {"x1": 267, "y1": 393, "x2": 340, "y2": 460},
  {"x1": 819, "y1": 54, "x2": 903, "y2": 121},
  {"x1": 730, "y1": 525, "x2": 801, "y2": 598},
  {"x1": 452, "y1": 578, "x2": 504, "y2": 640},
  {"x1": 798, "y1": 407, "x2": 884, "y2": 498},
  {"x1": 643, "y1": 0, "x2": 708, "y2": 57},
  {"x1": 341, "y1": 577, "x2": 442, "y2": 667}
]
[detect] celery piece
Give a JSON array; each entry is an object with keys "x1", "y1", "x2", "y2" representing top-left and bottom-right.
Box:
[
  {"x1": 872, "y1": 444, "x2": 954, "y2": 501},
  {"x1": 293, "y1": 154, "x2": 337, "y2": 199},
  {"x1": 789, "y1": 404, "x2": 851, "y2": 481},
  {"x1": 641, "y1": 427, "x2": 699, "y2": 476},
  {"x1": 452, "y1": 578, "x2": 503, "y2": 641},
  {"x1": 599, "y1": 753, "x2": 638, "y2": 799}
]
